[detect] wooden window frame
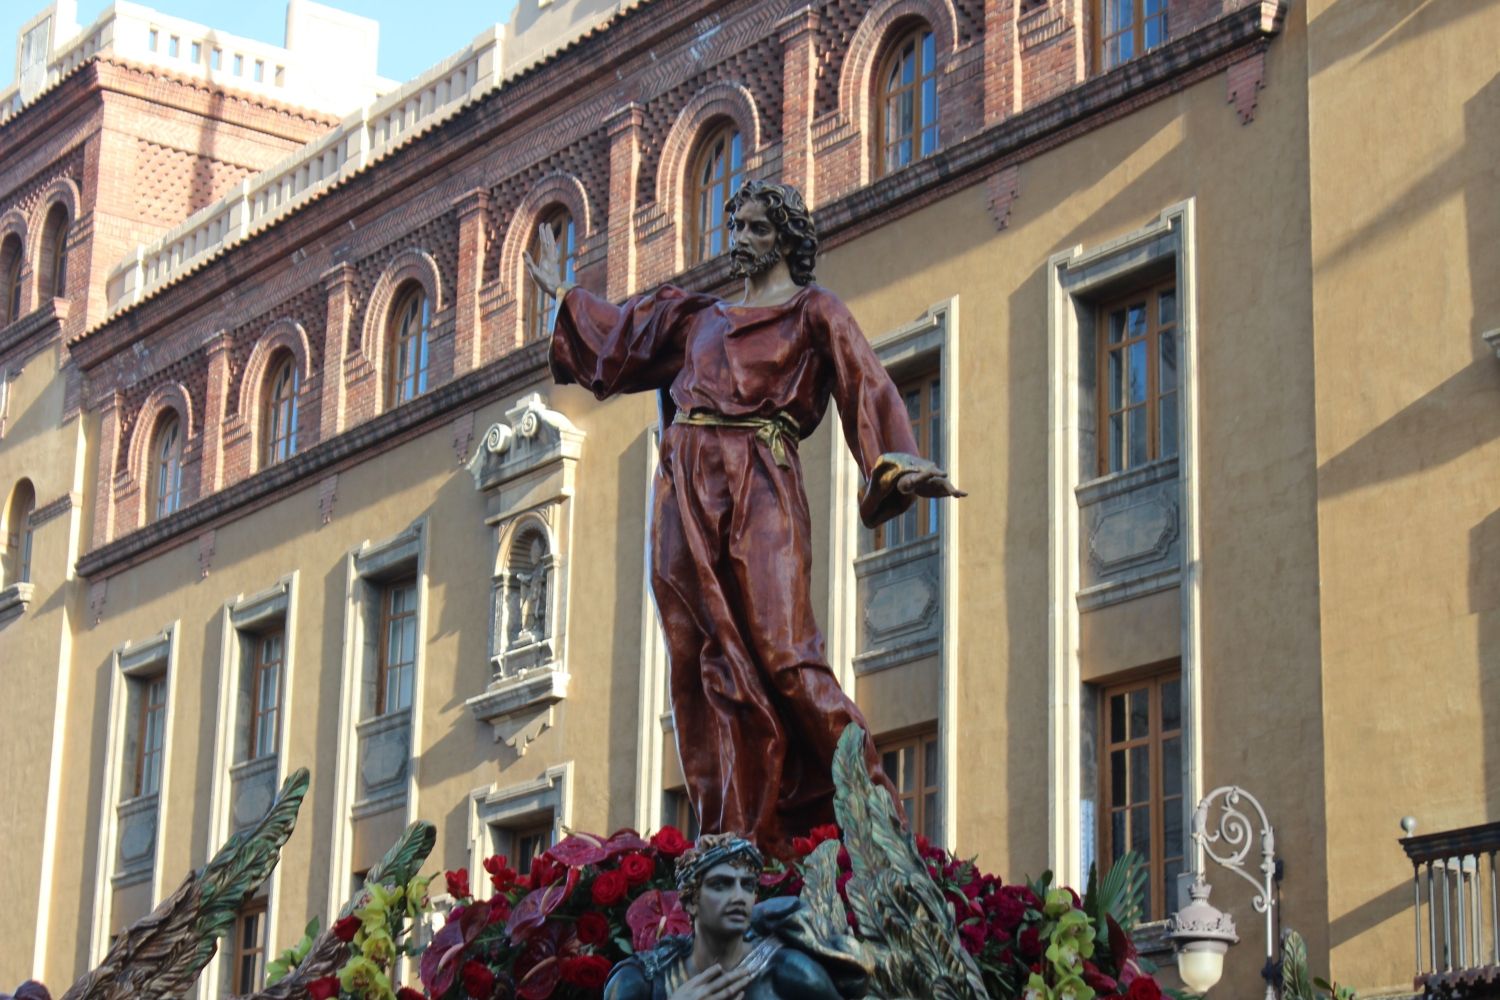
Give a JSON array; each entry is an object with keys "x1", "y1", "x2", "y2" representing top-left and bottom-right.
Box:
[
  {"x1": 877, "y1": 728, "x2": 941, "y2": 844},
  {"x1": 663, "y1": 788, "x2": 701, "y2": 841},
  {"x1": 1, "y1": 234, "x2": 22, "y2": 325},
  {"x1": 40, "y1": 203, "x2": 69, "y2": 300},
  {"x1": 526, "y1": 208, "x2": 576, "y2": 343},
  {"x1": 386, "y1": 284, "x2": 430, "y2": 407},
  {"x1": 231, "y1": 898, "x2": 268, "y2": 993},
  {"x1": 1095, "y1": 278, "x2": 1178, "y2": 477},
  {"x1": 134, "y1": 673, "x2": 168, "y2": 798},
  {"x1": 1097, "y1": 665, "x2": 1184, "y2": 922},
  {"x1": 249, "y1": 631, "x2": 283, "y2": 760},
  {"x1": 688, "y1": 123, "x2": 744, "y2": 266},
  {"x1": 375, "y1": 578, "x2": 417, "y2": 716},
  {"x1": 512, "y1": 822, "x2": 554, "y2": 877},
  {"x1": 875, "y1": 26, "x2": 939, "y2": 178},
  {"x1": 261, "y1": 354, "x2": 299, "y2": 467},
  {"x1": 6, "y1": 480, "x2": 35, "y2": 585},
  {"x1": 150, "y1": 414, "x2": 184, "y2": 522},
  {"x1": 1092, "y1": 0, "x2": 1170, "y2": 74},
  {"x1": 873, "y1": 369, "x2": 942, "y2": 550}
]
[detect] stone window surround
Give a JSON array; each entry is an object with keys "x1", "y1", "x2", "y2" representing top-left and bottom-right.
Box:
[
  {"x1": 89, "y1": 623, "x2": 178, "y2": 964},
  {"x1": 467, "y1": 761, "x2": 573, "y2": 895},
  {"x1": 827, "y1": 297, "x2": 960, "y2": 844},
  {"x1": 200, "y1": 575, "x2": 296, "y2": 1000},
  {"x1": 233, "y1": 319, "x2": 314, "y2": 474},
  {"x1": 326, "y1": 520, "x2": 428, "y2": 918},
  {"x1": 1045, "y1": 200, "x2": 1203, "y2": 890}
]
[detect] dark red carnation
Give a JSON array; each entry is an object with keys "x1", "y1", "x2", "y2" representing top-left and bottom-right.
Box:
[
  {"x1": 1019, "y1": 925, "x2": 1043, "y2": 960},
  {"x1": 397, "y1": 989, "x2": 427, "y2": 1000},
  {"x1": 529, "y1": 854, "x2": 567, "y2": 890},
  {"x1": 461, "y1": 959, "x2": 496, "y2": 999},
  {"x1": 307, "y1": 978, "x2": 340, "y2": 1000},
  {"x1": 591, "y1": 869, "x2": 630, "y2": 907},
  {"x1": 1125, "y1": 977, "x2": 1163, "y2": 1000},
  {"x1": 958, "y1": 920, "x2": 986, "y2": 956},
  {"x1": 445, "y1": 868, "x2": 472, "y2": 899},
  {"x1": 575, "y1": 911, "x2": 610, "y2": 945},
  {"x1": 650, "y1": 826, "x2": 691, "y2": 857},
  {"x1": 990, "y1": 893, "x2": 1027, "y2": 933},
  {"x1": 332, "y1": 914, "x2": 361, "y2": 942},
  {"x1": 620, "y1": 852, "x2": 655, "y2": 886},
  {"x1": 561, "y1": 954, "x2": 613, "y2": 989}
]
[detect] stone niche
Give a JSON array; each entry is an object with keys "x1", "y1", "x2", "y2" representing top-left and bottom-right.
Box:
[{"x1": 465, "y1": 393, "x2": 583, "y2": 757}]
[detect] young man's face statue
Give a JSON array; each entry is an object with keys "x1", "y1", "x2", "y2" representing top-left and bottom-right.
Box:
[{"x1": 691, "y1": 860, "x2": 758, "y2": 939}]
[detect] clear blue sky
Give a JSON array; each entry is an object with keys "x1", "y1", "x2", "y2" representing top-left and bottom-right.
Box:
[{"x1": 3, "y1": 0, "x2": 519, "y2": 89}]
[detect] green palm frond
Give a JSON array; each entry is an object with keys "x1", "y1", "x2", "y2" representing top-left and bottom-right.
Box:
[{"x1": 1085, "y1": 850, "x2": 1147, "y2": 933}]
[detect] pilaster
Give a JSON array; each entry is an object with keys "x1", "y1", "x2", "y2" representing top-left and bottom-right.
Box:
[
  {"x1": 453, "y1": 189, "x2": 490, "y2": 375},
  {"x1": 985, "y1": 0, "x2": 1020, "y2": 124},
  {"x1": 605, "y1": 103, "x2": 645, "y2": 300},
  {"x1": 320, "y1": 263, "x2": 355, "y2": 438},
  {"x1": 777, "y1": 6, "x2": 821, "y2": 202},
  {"x1": 198, "y1": 332, "x2": 231, "y2": 496},
  {"x1": 91, "y1": 390, "x2": 122, "y2": 550}
]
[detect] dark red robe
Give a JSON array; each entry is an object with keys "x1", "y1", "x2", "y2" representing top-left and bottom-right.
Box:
[{"x1": 551, "y1": 282, "x2": 920, "y2": 855}]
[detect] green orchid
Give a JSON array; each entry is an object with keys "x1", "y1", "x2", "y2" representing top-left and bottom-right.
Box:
[
  {"x1": 1043, "y1": 888, "x2": 1075, "y2": 919},
  {"x1": 1052, "y1": 972, "x2": 1096, "y2": 1000},
  {"x1": 339, "y1": 954, "x2": 396, "y2": 1000},
  {"x1": 1046, "y1": 909, "x2": 1096, "y2": 974},
  {"x1": 1023, "y1": 971, "x2": 1053, "y2": 1000},
  {"x1": 265, "y1": 917, "x2": 320, "y2": 985},
  {"x1": 360, "y1": 924, "x2": 397, "y2": 967},
  {"x1": 354, "y1": 881, "x2": 403, "y2": 935},
  {"x1": 403, "y1": 873, "x2": 432, "y2": 920}
]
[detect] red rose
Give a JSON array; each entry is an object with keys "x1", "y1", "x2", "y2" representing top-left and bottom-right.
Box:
[
  {"x1": 620, "y1": 852, "x2": 655, "y2": 886},
  {"x1": 576, "y1": 910, "x2": 610, "y2": 945},
  {"x1": 791, "y1": 836, "x2": 816, "y2": 857},
  {"x1": 592, "y1": 869, "x2": 630, "y2": 907},
  {"x1": 307, "y1": 977, "x2": 340, "y2": 1000},
  {"x1": 483, "y1": 855, "x2": 519, "y2": 892},
  {"x1": 332, "y1": 914, "x2": 361, "y2": 942},
  {"x1": 651, "y1": 826, "x2": 692, "y2": 858},
  {"x1": 397, "y1": 989, "x2": 427, "y2": 1000},
  {"x1": 1019, "y1": 925, "x2": 1043, "y2": 960},
  {"x1": 561, "y1": 954, "x2": 614, "y2": 989},
  {"x1": 445, "y1": 868, "x2": 472, "y2": 899},
  {"x1": 461, "y1": 959, "x2": 495, "y2": 998},
  {"x1": 809, "y1": 823, "x2": 840, "y2": 844},
  {"x1": 1125, "y1": 977, "x2": 1163, "y2": 1000},
  {"x1": 529, "y1": 854, "x2": 567, "y2": 890}
]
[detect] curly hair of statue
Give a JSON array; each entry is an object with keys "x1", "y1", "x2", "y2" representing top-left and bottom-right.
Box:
[
  {"x1": 674, "y1": 833, "x2": 764, "y2": 910},
  {"x1": 726, "y1": 179, "x2": 819, "y2": 286}
]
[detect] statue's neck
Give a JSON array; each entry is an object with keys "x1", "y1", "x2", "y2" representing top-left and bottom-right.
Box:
[{"x1": 689, "y1": 929, "x2": 750, "y2": 976}]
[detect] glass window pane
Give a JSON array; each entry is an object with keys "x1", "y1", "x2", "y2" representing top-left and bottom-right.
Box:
[
  {"x1": 1111, "y1": 811, "x2": 1126, "y2": 861},
  {"x1": 1162, "y1": 736, "x2": 1182, "y2": 800},
  {"x1": 1127, "y1": 340, "x2": 1148, "y2": 404},
  {"x1": 1108, "y1": 348, "x2": 1124, "y2": 411},
  {"x1": 1109, "y1": 749, "x2": 1126, "y2": 805},
  {"x1": 1159, "y1": 328, "x2": 1177, "y2": 393},
  {"x1": 1108, "y1": 309, "x2": 1126, "y2": 344},
  {"x1": 1159, "y1": 287, "x2": 1176, "y2": 327},
  {"x1": 923, "y1": 739, "x2": 939, "y2": 786},
  {"x1": 1144, "y1": 12, "x2": 1167, "y2": 49},
  {"x1": 922, "y1": 794, "x2": 940, "y2": 843},
  {"x1": 1164, "y1": 858, "x2": 1183, "y2": 915},
  {"x1": 1128, "y1": 405, "x2": 1149, "y2": 467},
  {"x1": 1130, "y1": 805, "x2": 1151, "y2": 857},
  {"x1": 1129, "y1": 688, "x2": 1149, "y2": 739},
  {"x1": 1159, "y1": 391, "x2": 1179, "y2": 460},
  {"x1": 1109, "y1": 692, "x2": 1125, "y2": 743},
  {"x1": 1129, "y1": 745, "x2": 1150, "y2": 804},
  {"x1": 1108, "y1": 412, "x2": 1123, "y2": 473},
  {"x1": 1164, "y1": 796, "x2": 1183, "y2": 855},
  {"x1": 1162, "y1": 678, "x2": 1181, "y2": 731}
]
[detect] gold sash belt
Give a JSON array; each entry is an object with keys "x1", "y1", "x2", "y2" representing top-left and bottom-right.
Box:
[{"x1": 672, "y1": 410, "x2": 801, "y2": 468}]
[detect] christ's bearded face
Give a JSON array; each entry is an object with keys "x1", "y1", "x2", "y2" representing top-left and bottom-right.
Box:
[
  {"x1": 689, "y1": 861, "x2": 757, "y2": 939},
  {"x1": 728, "y1": 199, "x2": 783, "y2": 277}
]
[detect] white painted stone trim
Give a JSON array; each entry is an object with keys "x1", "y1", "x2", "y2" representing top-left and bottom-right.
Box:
[{"x1": 467, "y1": 761, "x2": 574, "y2": 894}]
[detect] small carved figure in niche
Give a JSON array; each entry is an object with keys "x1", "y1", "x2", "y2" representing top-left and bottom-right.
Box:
[
  {"x1": 603, "y1": 834, "x2": 865, "y2": 1000},
  {"x1": 527, "y1": 180, "x2": 964, "y2": 856},
  {"x1": 514, "y1": 533, "x2": 548, "y2": 642}
]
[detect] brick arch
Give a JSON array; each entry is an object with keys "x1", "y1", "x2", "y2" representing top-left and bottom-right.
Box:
[
  {"x1": 239, "y1": 319, "x2": 313, "y2": 467},
  {"x1": 654, "y1": 82, "x2": 764, "y2": 249},
  {"x1": 498, "y1": 172, "x2": 594, "y2": 299},
  {"x1": 126, "y1": 381, "x2": 195, "y2": 491},
  {"x1": 360, "y1": 247, "x2": 444, "y2": 395},
  {"x1": 0, "y1": 210, "x2": 27, "y2": 322},
  {"x1": 27, "y1": 177, "x2": 81, "y2": 299},
  {"x1": 838, "y1": 0, "x2": 960, "y2": 184}
]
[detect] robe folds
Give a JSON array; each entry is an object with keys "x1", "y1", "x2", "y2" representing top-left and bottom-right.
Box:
[{"x1": 551, "y1": 282, "x2": 922, "y2": 855}]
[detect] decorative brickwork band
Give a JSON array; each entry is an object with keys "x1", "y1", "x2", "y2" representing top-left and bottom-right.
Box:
[
  {"x1": 29, "y1": 492, "x2": 77, "y2": 527},
  {"x1": 986, "y1": 163, "x2": 1021, "y2": 231},
  {"x1": 1227, "y1": 50, "x2": 1267, "y2": 125}
]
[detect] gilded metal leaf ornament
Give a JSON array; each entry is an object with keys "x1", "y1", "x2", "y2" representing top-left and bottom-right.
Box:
[
  {"x1": 784, "y1": 724, "x2": 992, "y2": 1000},
  {"x1": 59, "y1": 768, "x2": 311, "y2": 1000}
]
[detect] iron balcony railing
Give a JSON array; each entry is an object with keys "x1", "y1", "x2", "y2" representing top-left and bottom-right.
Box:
[{"x1": 1401, "y1": 820, "x2": 1500, "y2": 996}]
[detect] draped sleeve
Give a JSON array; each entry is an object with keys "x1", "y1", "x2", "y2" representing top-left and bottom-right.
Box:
[
  {"x1": 815, "y1": 289, "x2": 928, "y2": 529},
  {"x1": 550, "y1": 284, "x2": 710, "y2": 399}
]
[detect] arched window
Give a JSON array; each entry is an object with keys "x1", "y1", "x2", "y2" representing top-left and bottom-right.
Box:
[
  {"x1": 387, "y1": 283, "x2": 430, "y2": 406},
  {"x1": 39, "y1": 203, "x2": 69, "y2": 300},
  {"x1": 689, "y1": 124, "x2": 744, "y2": 265},
  {"x1": 261, "y1": 353, "x2": 299, "y2": 467},
  {"x1": 0, "y1": 234, "x2": 22, "y2": 325},
  {"x1": 525, "y1": 208, "x2": 576, "y2": 343},
  {"x1": 876, "y1": 27, "x2": 939, "y2": 177},
  {"x1": 5, "y1": 479, "x2": 36, "y2": 585},
  {"x1": 149, "y1": 414, "x2": 185, "y2": 521}
]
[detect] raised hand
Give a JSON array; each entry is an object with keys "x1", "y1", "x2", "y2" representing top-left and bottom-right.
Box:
[
  {"x1": 667, "y1": 963, "x2": 754, "y2": 1000},
  {"x1": 522, "y1": 221, "x2": 564, "y2": 298},
  {"x1": 896, "y1": 462, "x2": 967, "y2": 499}
]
